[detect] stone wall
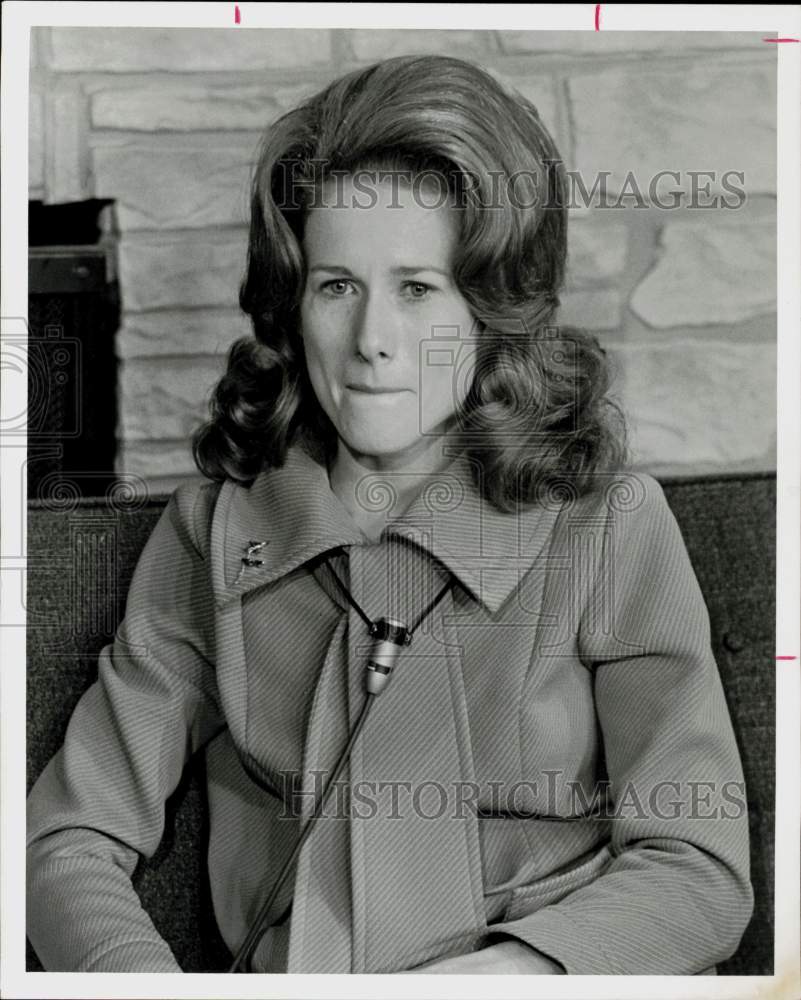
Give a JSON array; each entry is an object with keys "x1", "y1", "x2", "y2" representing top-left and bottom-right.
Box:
[{"x1": 29, "y1": 28, "x2": 777, "y2": 494}]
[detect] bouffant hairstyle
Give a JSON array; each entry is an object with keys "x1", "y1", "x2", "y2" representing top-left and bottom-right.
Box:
[{"x1": 192, "y1": 54, "x2": 629, "y2": 511}]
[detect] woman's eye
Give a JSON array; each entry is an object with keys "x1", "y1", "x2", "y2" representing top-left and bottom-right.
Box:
[
  {"x1": 321, "y1": 279, "x2": 354, "y2": 296},
  {"x1": 404, "y1": 282, "x2": 433, "y2": 299}
]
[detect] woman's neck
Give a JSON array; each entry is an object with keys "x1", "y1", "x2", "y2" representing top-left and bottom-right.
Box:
[{"x1": 327, "y1": 433, "x2": 464, "y2": 541}]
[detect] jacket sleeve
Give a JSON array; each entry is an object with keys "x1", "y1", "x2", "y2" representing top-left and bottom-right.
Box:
[
  {"x1": 26, "y1": 483, "x2": 225, "y2": 972},
  {"x1": 483, "y1": 472, "x2": 754, "y2": 975}
]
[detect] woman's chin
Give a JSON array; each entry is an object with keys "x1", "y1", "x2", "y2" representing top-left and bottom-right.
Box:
[
  {"x1": 334, "y1": 418, "x2": 465, "y2": 469},
  {"x1": 341, "y1": 437, "x2": 419, "y2": 464}
]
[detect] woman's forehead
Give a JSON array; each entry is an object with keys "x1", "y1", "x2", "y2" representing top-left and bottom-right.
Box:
[{"x1": 302, "y1": 174, "x2": 461, "y2": 259}]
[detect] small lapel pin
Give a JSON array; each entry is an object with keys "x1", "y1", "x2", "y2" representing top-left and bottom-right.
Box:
[{"x1": 242, "y1": 539, "x2": 269, "y2": 567}]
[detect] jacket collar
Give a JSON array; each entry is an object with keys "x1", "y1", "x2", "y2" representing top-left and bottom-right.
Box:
[{"x1": 210, "y1": 443, "x2": 564, "y2": 614}]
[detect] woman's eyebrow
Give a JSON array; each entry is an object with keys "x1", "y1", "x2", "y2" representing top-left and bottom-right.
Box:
[
  {"x1": 308, "y1": 265, "x2": 450, "y2": 277},
  {"x1": 394, "y1": 266, "x2": 450, "y2": 278}
]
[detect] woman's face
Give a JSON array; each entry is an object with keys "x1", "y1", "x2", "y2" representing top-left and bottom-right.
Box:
[{"x1": 299, "y1": 174, "x2": 477, "y2": 469}]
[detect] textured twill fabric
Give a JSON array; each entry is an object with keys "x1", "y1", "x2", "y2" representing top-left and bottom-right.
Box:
[{"x1": 26, "y1": 446, "x2": 754, "y2": 974}]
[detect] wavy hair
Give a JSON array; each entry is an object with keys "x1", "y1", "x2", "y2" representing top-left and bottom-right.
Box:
[{"x1": 192, "y1": 54, "x2": 629, "y2": 511}]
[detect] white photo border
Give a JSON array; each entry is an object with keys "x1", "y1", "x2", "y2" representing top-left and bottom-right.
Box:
[{"x1": 2, "y1": 4, "x2": 798, "y2": 999}]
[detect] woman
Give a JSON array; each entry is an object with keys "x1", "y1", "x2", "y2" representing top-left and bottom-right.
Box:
[{"x1": 26, "y1": 54, "x2": 753, "y2": 975}]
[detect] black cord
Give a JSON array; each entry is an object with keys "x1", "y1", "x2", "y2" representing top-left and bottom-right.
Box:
[
  {"x1": 325, "y1": 547, "x2": 455, "y2": 635},
  {"x1": 229, "y1": 692, "x2": 377, "y2": 972},
  {"x1": 409, "y1": 572, "x2": 454, "y2": 631},
  {"x1": 323, "y1": 549, "x2": 375, "y2": 631}
]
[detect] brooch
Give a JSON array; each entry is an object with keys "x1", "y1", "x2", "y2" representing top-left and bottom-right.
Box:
[{"x1": 241, "y1": 539, "x2": 269, "y2": 567}]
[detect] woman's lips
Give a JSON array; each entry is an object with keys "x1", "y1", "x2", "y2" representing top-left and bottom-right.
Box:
[{"x1": 346, "y1": 384, "x2": 408, "y2": 395}]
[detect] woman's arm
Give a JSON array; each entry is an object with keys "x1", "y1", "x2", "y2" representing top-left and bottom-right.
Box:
[
  {"x1": 26, "y1": 484, "x2": 224, "y2": 972},
  {"x1": 413, "y1": 473, "x2": 753, "y2": 975},
  {"x1": 408, "y1": 940, "x2": 566, "y2": 974}
]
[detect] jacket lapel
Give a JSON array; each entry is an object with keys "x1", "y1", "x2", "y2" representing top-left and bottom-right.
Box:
[
  {"x1": 368, "y1": 449, "x2": 565, "y2": 614},
  {"x1": 210, "y1": 444, "x2": 366, "y2": 606}
]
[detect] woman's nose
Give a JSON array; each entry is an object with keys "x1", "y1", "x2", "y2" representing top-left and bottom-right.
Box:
[{"x1": 353, "y1": 291, "x2": 398, "y2": 363}]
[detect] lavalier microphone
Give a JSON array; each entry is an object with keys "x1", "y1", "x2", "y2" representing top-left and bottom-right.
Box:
[{"x1": 365, "y1": 617, "x2": 412, "y2": 695}]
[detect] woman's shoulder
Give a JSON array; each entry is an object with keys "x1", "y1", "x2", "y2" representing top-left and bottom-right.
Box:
[
  {"x1": 165, "y1": 476, "x2": 227, "y2": 562},
  {"x1": 551, "y1": 468, "x2": 667, "y2": 518},
  {"x1": 606, "y1": 469, "x2": 666, "y2": 513},
  {"x1": 552, "y1": 468, "x2": 672, "y2": 545},
  {"x1": 572, "y1": 469, "x2": 687, "y2": 569}
]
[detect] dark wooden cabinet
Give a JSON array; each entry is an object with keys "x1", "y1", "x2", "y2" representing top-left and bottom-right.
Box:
[{"x1": 27, "y1": 201, "x2": 119, "y2": 500}]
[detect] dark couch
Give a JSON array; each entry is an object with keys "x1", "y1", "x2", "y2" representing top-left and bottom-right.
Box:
[{"x1": 26, "y1": 472, "x2": 776, "y2": 974}]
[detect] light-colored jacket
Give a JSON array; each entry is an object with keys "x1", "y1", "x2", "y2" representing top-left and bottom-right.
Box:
[{"x1": 26, "y1": 443, "x2": 754, "y2": 974}]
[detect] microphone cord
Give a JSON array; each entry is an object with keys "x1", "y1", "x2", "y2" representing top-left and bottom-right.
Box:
[
  {"x1": 228, "y1": 550, "x2": 455, "y2": 973},
  {"x1": 228, "y1": 693, "x2": 375, "y2": 972}
]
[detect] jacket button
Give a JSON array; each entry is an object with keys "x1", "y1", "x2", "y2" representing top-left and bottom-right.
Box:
[{"x1": 723, "y1": 631, "x2": 747, "y2": 653}]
